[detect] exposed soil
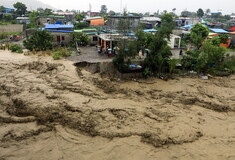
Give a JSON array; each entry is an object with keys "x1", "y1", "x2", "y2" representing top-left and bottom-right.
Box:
[{"x1": 0, "y1": 50, "x2": 235, "y2": 160}]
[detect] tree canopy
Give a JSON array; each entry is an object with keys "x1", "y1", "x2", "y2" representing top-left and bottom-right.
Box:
[
  {"x1": 159, "y1": 13, "x2": 175, "y2": 39},
  {"x1": 29, "y1": 11, "x2": 39, "y2": 27},
  {"x1": 75, "y1": 14, "x2": 85, "y2": 22},
  {"x1": 23, "y1": 30, "x2": 53, "y2": 51},
  {"x1": 13, "y1": 2, "x2": 27, "y2": 16},
  {"x1": 197, "y1": 8, "x2": 204, "y2": 18},
  {"x1": 190, "y1": 24, "x2": 209, "y2": 49},
  {"x1": 0, "y1": 6, "x2": 6, "y2": 13},
  {"x1": 100, "y1": 5, "x2": 107, "y2": 15}
]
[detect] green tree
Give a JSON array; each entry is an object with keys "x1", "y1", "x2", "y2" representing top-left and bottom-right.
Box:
[
  {"x1": 135, "y1": 29, "x2": 147, "y2": 51},
  {"x1": 197, "y1": 8, "x2": 204, "y2": 18},
  {"x1": 44, "y1": 8, "x2": 53, "y2": 15},
  {"x1": 13, "y1": 2, "x2": 27, "y2": 16},
  {"x1": 159, "y1": 13, "x2": 175, "y2": 39},
  {"x1": 219, "y1": 34, "x2": 229, "y2": 44},
  {"x1": 210, "y1": 37, "x2": 221, "y2": 46},
  {"x1": 181, "y1": 10, "x2": 193, "y2": 17},
  {"x1": 75, "y1": 13, "x2": 85, "y2": 22},
  {"x1": 0, "y1": 6, "x2": 6, "y2": 13},
  {"x1": 108, "y1": 10, "x2": 115, "y2": 16},
  {"x1": 190, "y1": 23, "x2": 209, "y2": 49},
  {"x1": 23, "y1": 30, "x2": 53, "y2": 51},
  {"x1": 74, "y1": 22, "x2": 89, "y2": 29},
  {"x1": 3, "y1": 14, "x2": 13, "y2": 21},
  {"x1": 29, "y1": 11, "x2": 39, "y2": 27},
  {"x1": 144, "y1": 31, "x2": 172, "y2": 74},
  {"x1": 196, "y1": 40, "x2": 225, "y2": 73},
  {"x1": 70, "y1": 32, "x2": 90, "y2": 46},
  {"x1": 205, "y1": 9, "x2": 211, "y2": 16},
  {"x1": 100, "y1": 5, "x2": 107, "y2": 15}
]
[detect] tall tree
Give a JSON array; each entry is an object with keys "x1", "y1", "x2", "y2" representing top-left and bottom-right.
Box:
[
  {"x1": 44, "y1": 8, "x2": 53, "y2": 15},
  {"x1": 23, "y1": 30, "x2": 53, "y2": 51},
  {"x1": 197, "y1": 8, "x2": 204, "y2": 18},
  {"x1": 13, "y1": 2, "x2": 27, "y2": 16},
  {"x1": 181, "y1": 10, "x2": 193, "y2": 17},
  {"x1": 0, "y1": 6, "x2": 6, "y2": 13},
  {"x1": 100, "y1": 5, "x2": 107, "y2": 15},
  {"x1": 75, "y1": 13, "x2": 85, "y2": 22},
  {"x1": 29, "y1": 11, "x2": 39, "y2": 26},
  {"x1": 190, "y1": 23, "x2": 209, "y2": 49},
  {"x1": 205, "y1": 9, "x2": 211, "y2": 16},
  {"x1": 159, "y1": 13, "x2": 175, "y2": 39},
  {"x1": 108, "y1": 10, "x2": 115, "y2": 16}
]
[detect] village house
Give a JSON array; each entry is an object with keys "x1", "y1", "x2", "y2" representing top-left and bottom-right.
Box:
[
  {"x1": 106, "y1": 15, "x2": 142, "y2": 30},
  {"x1": 38, "y1": 15, "x2": 66, "y2": 25},
  {"x1": 44, "y1": 24, "x2": 74, "y2": 45},
  {"x1": 16, "y1": 17, "x2": 30, "y2": 24},
  {"x1": 176, "y1": 17, "x2": 201, "y2": 27},
  {"x1": 84, "y1": 17, "x2": 105, "y2": 26},
  {"x1": 53, "y1": 12, "x2": 75, "y2": 23},
  {"x1": 140, "y1": 17, "x2": 161, "y2": 29}
]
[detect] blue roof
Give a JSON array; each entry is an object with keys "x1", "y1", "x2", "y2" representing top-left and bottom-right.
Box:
[
  {"x1": 45, "y1": 24, "x2": 74, "y2": 29},
  {"x1": 209, "y1": 28, "x2": 228, "y2": 33},
  {"x1": 182, "y1": 24, "x2": 194, "y2": 29},
  {"x1": 126, "y1": 33, "x2": 135, "y2": 36},
  {"x1": 47, "y1": 29, "x2": 73, "y2": 33},
  {"x1": 143, "y1": 29, "x2": 158, "y2": 32}
]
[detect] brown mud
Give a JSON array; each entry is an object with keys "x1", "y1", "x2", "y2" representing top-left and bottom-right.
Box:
[{"x1": 0, "y1": 50, "x2": 235, "y2": 160}]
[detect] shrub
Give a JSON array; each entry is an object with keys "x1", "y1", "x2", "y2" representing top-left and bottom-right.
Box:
[
  {"x1": 23, "y1": 30, "x2": 53, "y2": 51},
  {"x1": 168, "y1": 59, "x2": 178, "y2": 75},
  {"x1": 9, "y1": 44, "x2": 23, "y2": 53},
  {"x1": 70, "y1": 32, "x2": 90, "y2": 47},
  {"x1": 112, "y1": 53, "x2": 130, "y2": 73},
  {"x1": 52, "y1": 51, "x2": 62, "y2": 60},
  {"x1": 143, "y1": 67, "x2": 153, "y2": 78},
  {"x1": 218, "y1": 57, "x2": 235, "y2": 74},
  {"x1": 52, "y1": 48, "x2": 71, "y2": 60}
]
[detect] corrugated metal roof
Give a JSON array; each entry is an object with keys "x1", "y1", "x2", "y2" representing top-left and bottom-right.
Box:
[
  {"x1": 47, "y1": 29, "x2": 73, "y2": 33},
  {"x1": 45, "y1": 24, "x2": 74, "y2": 29},
  {"x1": 16, "y1": 17, "x2": 29, "y2": 20},
  {"x1": 182, "y1": 24, "x2": 194, "y2": 29},
  {"x1": 209, "y1": 28, "x2": 228, "y2": 33},
  {"x1": 143, "y1": 29, "x2": 157, "y2": 32},
  {"x1": 85, "y1": 17, "x2": 103, "y2": 20}
]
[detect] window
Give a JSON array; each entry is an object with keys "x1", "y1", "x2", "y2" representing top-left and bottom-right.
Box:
[
  {"x1": 62, "y1": 36, "x2": 65, "y2": 40},
  {"x1": 93, "y1": 36, "x2": 98, "y2": 41}
]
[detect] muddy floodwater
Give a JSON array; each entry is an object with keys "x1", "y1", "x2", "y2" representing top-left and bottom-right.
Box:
[{"x1": 0, "y1": 50, "x2": 235, "y2": 160}]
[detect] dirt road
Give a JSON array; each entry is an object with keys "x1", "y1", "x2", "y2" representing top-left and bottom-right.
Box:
[{"x1": 0, "y1": 50, "x2": 235, "y2": 160}]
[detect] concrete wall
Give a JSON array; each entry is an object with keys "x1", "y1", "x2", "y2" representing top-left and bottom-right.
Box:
[
  {"x1": 106, "y1": 17, "x2": 141, "y2": 30},
  {"x1": 0, "y1": 24, "x2": 24, "y2": 33},
  {"x1": 50, "y1": 32, "x2": 72, "y2": 46}
]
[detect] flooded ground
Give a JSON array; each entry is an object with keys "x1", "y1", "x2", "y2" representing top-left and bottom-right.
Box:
[{"x1": 0, "y1": 50, "x2": 235, "y2": 160}]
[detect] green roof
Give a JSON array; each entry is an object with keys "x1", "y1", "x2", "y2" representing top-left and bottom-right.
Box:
[
  {"x1": 82, "y1": 28, "x2": 97, "y2": 31},
  {"x1": 48, "y1": 15, "x2": 65, "y2": 18},
  {"x1": 74, "y1": 30, "x2": 83, "y2": 32},
  {"x1": 74, "y1": 28, "x2": 97, "y2": 33},
  {"x1": 85, "y1": 32, "x2": 97, "y2": 35},
  {"x1": 209, "y1": 32, "x2": 218, "y2": 36}
]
